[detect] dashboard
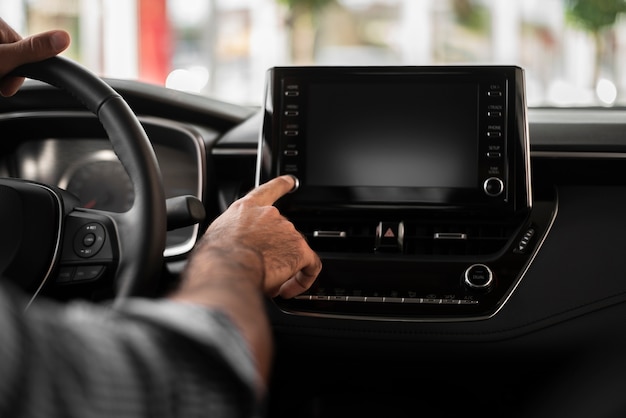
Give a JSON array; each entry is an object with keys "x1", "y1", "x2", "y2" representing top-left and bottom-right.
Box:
[
  {"x1": 3, "y1": 77, "x2": 626, "y2": 418},
  {"x1": 0, "y1": 111, "x2": 209, "y2": 259}
]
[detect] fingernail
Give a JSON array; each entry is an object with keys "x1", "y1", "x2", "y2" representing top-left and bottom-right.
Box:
[
  {"x1": 286, "y1": 174, "x2": 299, "y2": 193},
  {"x1": 50, "y1": 31, "x2": 69, "y2": 52}
]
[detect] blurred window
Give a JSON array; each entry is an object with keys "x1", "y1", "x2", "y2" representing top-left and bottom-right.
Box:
[{"x1": 5, "y1": 0, "x2": 626, "y2": 107}]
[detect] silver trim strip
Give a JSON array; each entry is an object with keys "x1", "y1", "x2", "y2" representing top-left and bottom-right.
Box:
[
  {"x1": 139, "y1": 116, "x2": 206, "y2": 259},
  {"x1": 434, "y1": 232, "x2": 468, "y2": 240},
  {"x1": 213, "y1": 148, "x2": 258, "y2": 156},
  {"x1": 25, "y1": 183, "x2": 65, "y2": 311},
  {"x1": 314, "y1": 230, "x2": 347, "y2": 238},
  {"x1": 532, "y1": 151, "x2": 626, "y2": 159}
]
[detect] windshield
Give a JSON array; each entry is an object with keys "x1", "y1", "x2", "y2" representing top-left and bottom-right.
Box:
[{"x1": 3, "y1": 0, "x2": 625, "y2": 108}]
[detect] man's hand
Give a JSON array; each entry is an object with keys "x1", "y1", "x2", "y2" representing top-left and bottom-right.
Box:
[
  {"x1": 0, "y1": 18, "x2": 70, "y2": 97},
  {"x1": 202, "y1": 175, "x2": 322, "y2": 298},
  {"x1": 171, "y1": 176, "x2": 321, "y2": 390}
]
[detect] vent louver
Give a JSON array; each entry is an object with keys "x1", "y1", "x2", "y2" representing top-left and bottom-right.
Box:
[{"x1": 298, "y1": 219, "x2": 517, "y2": 256}]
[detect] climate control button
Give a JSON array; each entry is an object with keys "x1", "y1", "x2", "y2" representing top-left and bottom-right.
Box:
[{"x1": 464, "y1": 263, "x2": 494, "y2": 291}]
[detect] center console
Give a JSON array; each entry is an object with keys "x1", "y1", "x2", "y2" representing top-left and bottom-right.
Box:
[{"x1": 257, "y1": 65, "x2": 556, "y2": 321}]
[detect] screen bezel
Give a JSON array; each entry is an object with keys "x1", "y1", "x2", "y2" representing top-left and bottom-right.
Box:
[{"x1": 258, "y1": 66, "x2": 530, "y2": 214}]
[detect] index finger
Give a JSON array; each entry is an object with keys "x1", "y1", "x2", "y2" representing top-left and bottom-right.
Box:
[{"x1": 246, "y1": 175, "x2": 297, "y2": 206}]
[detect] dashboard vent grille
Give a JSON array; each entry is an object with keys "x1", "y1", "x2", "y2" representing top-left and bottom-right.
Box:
[
  {"x1": 406, "y1": 222, "x2": 515, "y2": 255},
  {"x1": 299, "y1": 220, "x2": 517, "y2": 256}
]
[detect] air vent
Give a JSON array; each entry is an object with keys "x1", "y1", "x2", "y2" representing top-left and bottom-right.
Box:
[
  {"x1": 297, "y1": 218, "x2": 518, "y2": 256},
  {"x1": 301, "y1": 220, "x2": 376, "y2": 253},
  {"x1": 405, "y1": 221, "x2": 517, "y2": 255}
]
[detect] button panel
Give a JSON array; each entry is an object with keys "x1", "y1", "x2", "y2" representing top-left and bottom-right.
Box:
[
  {"x1": 295, "y1": 294, "x2": 479, "y2": 305},
  {"x1": 481, "y1": 81, "x2": 506, "y2": 199},
  {"x1": 73, "y1": 222, "x2": 106, "y2": 258},
  {"x1": 279, "y1": 78, "x2": 303, "y2": 177},
  {"x1": 56, "y1": 265, "x2": 105, "y2": 284}
]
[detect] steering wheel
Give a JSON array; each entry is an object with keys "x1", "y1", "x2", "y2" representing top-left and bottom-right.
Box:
[{"x1": 0, "y1": 56, "x2": 167, "y2": 306}]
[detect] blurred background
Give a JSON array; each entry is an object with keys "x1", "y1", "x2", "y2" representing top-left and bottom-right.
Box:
[{"x1": 3, "y1": 0, "x2": 626, "y2": 107}]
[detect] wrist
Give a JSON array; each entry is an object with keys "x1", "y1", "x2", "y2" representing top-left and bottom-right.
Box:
[{"x1": 177, "y1": 243, "x2": 265, "y2": 294}]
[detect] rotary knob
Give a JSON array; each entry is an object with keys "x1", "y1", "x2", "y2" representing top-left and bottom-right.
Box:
[
  {"x1": 483, "y1": 177, "x2": 504, "y2": 197},
  {"x1": 464, "y1": 263, "x2": 494, "y2": 291}
]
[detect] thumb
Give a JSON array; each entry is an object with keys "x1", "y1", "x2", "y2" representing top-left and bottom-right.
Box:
[
  {"x1": 5, "y1": 30, "x2": 70, "y2": 67},
  {"x1": 0, "y1": 30, "x2": 70, "y2": 97}
]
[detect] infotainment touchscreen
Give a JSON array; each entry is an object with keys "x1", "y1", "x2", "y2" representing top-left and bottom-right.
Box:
[
  {"x1": 257, "y1": 66, "x2": 531, "y2": 215},
  {"x1": 307, "y1": 81, "x2": 477, "y2": 189}
]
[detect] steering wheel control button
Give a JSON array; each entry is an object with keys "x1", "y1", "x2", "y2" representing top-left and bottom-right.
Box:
[
  {"x1": 464, "y1": 264, "x2": 494, "y2": 291},
  {"x1": 56, "y1": 267, "x2": 75, "y2": 283},
  {"x1": 56, "y1": 265, "x2": 105, "y2": 284},
  {"x1": 82, "y1": 233, "x2": 96, "y2": 247},
  {"x1": 74, "y1": 222, "x2": 106, "y2": 258},
  {"x1": 74, "y1": 266, "x2": 105, "y2": 282}
]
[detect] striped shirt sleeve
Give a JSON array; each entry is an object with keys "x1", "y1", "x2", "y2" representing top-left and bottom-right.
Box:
[{"x1": 0, "y1": 283, "x2": 262, "y2": 418}]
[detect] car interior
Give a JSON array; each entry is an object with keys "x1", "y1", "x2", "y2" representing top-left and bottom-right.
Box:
[{"x1": 2, "y1": 1, "x2": 626, "y2": 417}]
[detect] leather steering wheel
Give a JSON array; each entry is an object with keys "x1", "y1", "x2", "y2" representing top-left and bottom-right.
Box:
[{"x1": 0, "y1": 56, "x2": 166, "y2": 306}]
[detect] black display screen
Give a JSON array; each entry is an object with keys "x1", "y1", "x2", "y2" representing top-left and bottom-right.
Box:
[
  {"x1": 306, "y1": 82, "x2": 479, "y2": 189},
  {"x1": 259, "y1": 65, "x2": 530, "y2": 213}
]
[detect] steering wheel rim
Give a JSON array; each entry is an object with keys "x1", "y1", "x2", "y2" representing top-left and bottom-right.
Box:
[{"x1": 9, "y1": 56, "x2": 167, "y2": 302}]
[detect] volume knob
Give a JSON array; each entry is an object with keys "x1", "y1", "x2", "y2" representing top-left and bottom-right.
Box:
[{"x1": 483, "y1": 177, "x2": 504, "y2": 197}]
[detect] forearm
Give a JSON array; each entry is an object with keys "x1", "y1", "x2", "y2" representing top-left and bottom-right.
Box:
[
  {"x1": 169, "y1": 241, "x2": 274, "y2": 392},
  {"x1": 0, "y1": 284, "x2": 259, "y2": 417}
]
